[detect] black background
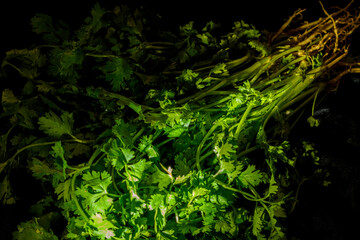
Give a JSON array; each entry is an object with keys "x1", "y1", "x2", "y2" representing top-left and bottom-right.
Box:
[
  {"x1": 1, "y1": 0, "x2": 360, "y2": 239},
  {"x1": 1, "y1": 0, "x2": 356, "y2": 52}
]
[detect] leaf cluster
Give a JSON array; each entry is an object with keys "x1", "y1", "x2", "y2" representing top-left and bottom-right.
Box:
[{"x1": 1, "y1": 2, "x2": 355, "y2": 240}]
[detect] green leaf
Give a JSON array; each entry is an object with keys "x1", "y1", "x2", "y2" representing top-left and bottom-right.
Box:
[
  {"x1": 302, "y1": 141, "x2": 320, "y2": 165},
  {"x1": 121, "y1": 147, "x2": 135, "y2": 162},
  {"x1": 217, "y1": 158, "x2": 243, "y2": 184},
  {"x1": 12, "y1": 220, "x2": 59, "y2": 240},
  {"x1": 214, "y1": 142, "x2": 236, "y2": 159},
  {"x1": 127, "y1": 159, "x2": 152, "y2": 182},
  {"x1": 31, "y1": 13, "x2": 69, "y2": 43},
  {"x1": 146, "y1": 167, "x2": 171, "y2": 190},
  {"x1": 238, "y1": 165, "x2": 263, "y2": 188},
  {"x1": 210, "y1": 63, "x2": 228, "y2": 76},
  {"x1": 55, "y1": 178, "x2": 72, "y2": 202},
  {"x1": 149, "y1": 193, "x2": 165, "y2": 210},
  {"x1": 199, "y1": 202, "x2": 217, "y2": 225},
  {"x1": 112, "y1": 119, "x2": 134, "y2": 147},
  {"x1": 0, "y1": 161, "x2": 8, "y2": 175},
  {"x1": 38, "y1": 111, "x2": 73, "y2": 138},
  {"x1": 82, "y1": 171, "x2": 112, "y2": 193},
  {"x1": 90, "y1": 213, "x2": 117, "y2": 240},
  {"x1": 267, "y1": 175, "x2": 279, "y2": 196},
  {"x1": 2, "y1": 48, "x2": 46, "y2": 79},
  {"x1": 149, "y1": 193, "x2": 167, "y2": 232},
  {"x1": 248, "y1": 40, "x2": 270, "y2": 57},
  {"x1": 30, "y1": 158, "x2": 61, "y2": 179},
  {"x1": 270, "y1": 205, "x2": 287, "y2": 218},
  {"x1": 214, "y1": 219, "x2": 231, "y2": 234},
  {"x1": 252, "y1": 206, "x2": 265, "y2": 237},
  {"x1": 101, "y1": 57, "x2": 133, "y2": 91},
  {"x1": 218, "y1": 159, "x2": 235, "y2": 174},
  {"x1": 177, "y1": 69, "x2": 199, "y2": 82},
  {"x1": 76, "y1": 171, "x2": 113, "y2": 215},
  {"x1": 31, "y1": 14, "x2": 54, "y2": 34},
  {"x1": 138, "y1": 135, "x2": 159, "y2": 159},
  {"x1": 37, "y1": 82, "x2": 56, "y2": 94},
  {"x1": 173, "y1": 171, "x2": 193, "y2": 185},
  {"x1": 179, "y1": 21, "x2": 197, "y2": 37},
  {"x1": 51, "y1": 141, "x2": 68, "y2": 177},
  {"x1": 48, "y1": 48, "x2": 84, "y2": 84},
  {"x1": 173, "y1": 154, "x2": 191, "y2": 176},
  {"x1": 17, "y1": 107, "x2": 37, "y2": 129},
  {"x1": 89, "y1": 3, "x2": 106, "y2": 32},
  {"x1": 267, "y1": 141, "x2": 294, "y2": 166},
  {"x1": 1, "y1": 89, "x2": 20, "y2": 104},
  {"x1": 192, "y1": 187, "x2": 209, "y2": 198},
  {"x1": 0, "y1": 175, "x2": 16, "y2": 205}
]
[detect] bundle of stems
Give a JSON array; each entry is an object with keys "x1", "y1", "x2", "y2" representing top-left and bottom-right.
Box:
[{"x1": 125, "y1": 0, "x2": 360, "y2": 142}]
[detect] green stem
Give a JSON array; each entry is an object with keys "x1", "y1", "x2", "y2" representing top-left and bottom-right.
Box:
[
  {"x1": 267, "y1": 55, "x2": 307, "y2": 81},
  {"x1": 3, "y1": 61, "x2": 24, "y2": 75},
  {"x1": 107, "y1": 192, "x2": 122, "y2": 198},
  {"x1": 7, "y1": 141, "x2": 58, "y2": 164},
  {"x1": 278, "y1": 86, "x2": 318, "y2": 113},
  {"x1": 87, "y1": 147, "x2": 102, "y2": 166},
  {"x1": 155, "y1": 138, "x2": 173, "y2": 148},
  {"x1": 1, "y1": 125, "x2": 15, "y2": 159},
  {"x1": 132, "y1": 127, "x2": 145, "y2": 143},
  {"x1": 234, "y1": 102, "x2": 254, "y2": 139},
  {"x1": 199, "y1": 149, "x2": 215, "y2": 162},
  {"x1": 237, "y1": 145, "x2": 259, "y2": 158},
  {"x1": 154, "y1": 208, "x2": 158, "y2": 233},
  {"x1": 262, "y1": 74, "x2": 304, "y2": 129},
  {"x1": 85, "y1": 53, "x2": 117, "y2": 58},
  {"x1": 7, "y1": 137, "x2": 98, "y2": 169},
  {"x1": 226, "y1": 54, "x2": 251, "y2": 70},
  {"x1": 177, "y1": 78, "x2": 228, "y2": 105},
  {"x1": 100, "y1": 89, "x2": 155, "y2": 111},
  {"x1": 289, "y1": 177, "x2": 310, "y2": 213},
  {"x1": 195, "y1": 96, "x2": 231, "y2": 111},
  {"x1": 71, "y1": 171, "x2": 90, "y2": 221},
  {"x1": 211, "y1": 177, "x2": 257, "y2": 201},
  {"x1": 111, "y1": 166, "x2": 123, "y2": 195},
  {"x1": 250, "y1": 46, "x2": 302, "y2": 84},
  {"x1": 196, "y1": 124, "x2": 219, "y2": 171},
  {"x1": 311, "y1": 85, "x2": 321, "y2": 116},
  {"x1": 69, "y1": 133, "x2": 94, "y2": 144},
  {"x1": 228, "y1": 56, "x2": 270, "y2": 84}
]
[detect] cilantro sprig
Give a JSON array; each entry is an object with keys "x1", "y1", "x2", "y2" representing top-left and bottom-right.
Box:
[{"x1": 0, "y1": 1, "x2": 356, "y2": 239}]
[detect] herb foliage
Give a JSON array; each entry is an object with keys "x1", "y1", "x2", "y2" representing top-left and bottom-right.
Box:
[{"x1": 1, "y1": 2, "x2": 359, "y2": 239}]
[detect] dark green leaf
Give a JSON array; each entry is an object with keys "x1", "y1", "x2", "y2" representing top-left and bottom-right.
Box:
[
  {"x1": 100, "y1": 57, "x2": 133, "y2": 91},
  {"x1": 38, "y1": 111, "x2": 73, "y2": 138}
]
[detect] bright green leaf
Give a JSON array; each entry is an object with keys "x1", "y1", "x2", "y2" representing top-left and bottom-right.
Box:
[
  {"x1": 55, "y1": 178, "x2": 72, "y2": 202},
  {"x1": 238, "y1": 165, "x2": 263, "y2": 188}
]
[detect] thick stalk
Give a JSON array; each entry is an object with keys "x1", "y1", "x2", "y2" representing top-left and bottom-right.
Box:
[{"x1": 250, "y1": 46, "x2": 302, "y2": 84}]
